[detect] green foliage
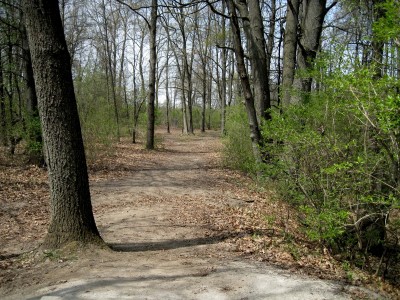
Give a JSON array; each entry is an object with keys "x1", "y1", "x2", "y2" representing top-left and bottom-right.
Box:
[
  {"x1": 75, "y1": 71, "x2": 118, "y2": 160},
  {"x1": 24, "y1": 115, "x2": 43, "y2": 159},
  {"x1": 262, "y1": 66, "x2": 400, "y2": 270},
  {"x1": 209, "y1": 108, "x2": 222, "y2": 130},
  {"x1": 373, "y1": 0, "x2": 400, "y2": 42},
  {"x1": 222, "y1": 104, "x2": 257, "y2": 173}
]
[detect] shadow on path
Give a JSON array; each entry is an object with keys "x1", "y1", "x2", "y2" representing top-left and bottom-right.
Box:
[{"x1": 108, "y1": 233, "x2": 234, "y2": 252}]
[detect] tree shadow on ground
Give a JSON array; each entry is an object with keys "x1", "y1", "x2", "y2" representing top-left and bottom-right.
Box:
[{"x1": 108, "y1": 233, "x2": 234, "y2": 252}]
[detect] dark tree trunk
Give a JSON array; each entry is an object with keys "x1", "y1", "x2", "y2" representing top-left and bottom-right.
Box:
[
  {"x1": 165, "y1": 38, "x2": 171, "y2": 134},
  {"x1": 220, "y1": 0, "x2": 227, "y2": 135},
  {"x1": 227, "y1": 0, "x2": 264, "y2": 165},
  {"x1": 372, "y1": 0, "x2": 384, "y2": 78},
  {"x1": 146, "y1": 0, "x2": 157, "y2": 149},
  {"x1": 282, "y1": 0, "x2": 300, "y2": 107},
  {"x1": 22, "y1": 0, "x2": 104, "y2": 249},
  {"x1": 0, "y1": 50, "x2": 6, "y2": 147},
  {"x1": 207, "y1": 70, "x2": 212, "y2": 130},
  {"x1": 292, "y1": 0, "x2": 327, "y2": 103},
  {"x1": 201, "y1": 64, "x2": 207, "y2": 133},
  {"x1": 236, "y1": 0, "x2": 271, "y2": 121},
  {"x1": 265, "y1": 0, "x2": 276, "y2": 111}
]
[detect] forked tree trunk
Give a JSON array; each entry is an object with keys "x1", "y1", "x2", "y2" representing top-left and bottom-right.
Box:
[
  {"x1": 236, "y1": 0, "x2": 271, "y2": 121},
  {"x1": 227, "y1": 0, "x2": 264, "y2": 165},
  {"x1": 292, "y1": 0, "x2": 327, "y2": 103},
  {"x1": 22, "y1": 0, "x2": 104, "y2": 249}
]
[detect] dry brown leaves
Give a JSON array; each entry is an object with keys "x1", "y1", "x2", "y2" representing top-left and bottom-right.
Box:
[{"x1": 0, "y1": 130, "x2": 398, "y2": 299}]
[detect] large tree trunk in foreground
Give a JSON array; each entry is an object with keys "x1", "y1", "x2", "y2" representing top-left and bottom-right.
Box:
[{"x1": 22, "y1": 0, "x2": 103, "y2": 249}]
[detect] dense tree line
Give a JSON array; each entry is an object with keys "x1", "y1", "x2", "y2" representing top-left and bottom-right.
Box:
[{"x1": 1, "y1": 0, "x2": 399, "y2": 282}]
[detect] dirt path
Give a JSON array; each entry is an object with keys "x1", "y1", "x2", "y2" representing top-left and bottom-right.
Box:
[{"x1": 1, "y1": 131, "x2": 371, "y2": 299}]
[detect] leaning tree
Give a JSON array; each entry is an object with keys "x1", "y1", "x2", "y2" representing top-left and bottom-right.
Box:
[{"x1": 22, "y1": 0, "x2": 104, "y2": 249}]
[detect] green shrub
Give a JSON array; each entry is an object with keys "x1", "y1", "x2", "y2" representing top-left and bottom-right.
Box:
[
  {"x1": 24, "y1": 115, "x2": 43, "y2": 159},
  {"x1": 223, "y1": 104, "x2": 257, "y2": 174},
  {"x1": 262, "y1": 68, "x2": 400, "y2": 269}
]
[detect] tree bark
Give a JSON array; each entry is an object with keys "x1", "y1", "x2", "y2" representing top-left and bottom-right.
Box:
[
  {"x1": 146, "y1": 0, "x2": 157, "y2": 149},
  {"x1": 292, "y1": 0, "x2": 327, "y2": 103},
  {"x1": 265, "y1": 0, "x2": 276, "y2": 110},
  {"x1": 22, "y1": 0, "x2": 104, "y2": 249},
  {"x1": 236, "y1": 0, "x2": 271, "y2": 121},
  {"x1": 0, "y1": 50, "x2": 6, "y2": 147},
  {"x1": 227, "y1": 0, "x2": 264, "y2": 165},
  {"x1": 281, "y1": 0, "x2": 300, "y2": 108},
  {"x1": 220, "y1": 1, "x2": 227, "y2": 135},
  {"x1": 372, "y1": 0, "x2": 384, "y2": 78},
  {"x1": 165, "y1": 38, "x2": 171, "y2": 134},
  {"x1": 101, "y1": 0, "x2": 120, "y2": 139}
]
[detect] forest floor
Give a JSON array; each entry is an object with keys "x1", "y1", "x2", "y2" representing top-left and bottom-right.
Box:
[{"x1": 0, "y1": 129, "x2": 397, "y2": 299}]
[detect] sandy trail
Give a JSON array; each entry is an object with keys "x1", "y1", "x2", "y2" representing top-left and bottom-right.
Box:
[{"x1": 2, "y1": 131, "x2": 355, "y2": 299}]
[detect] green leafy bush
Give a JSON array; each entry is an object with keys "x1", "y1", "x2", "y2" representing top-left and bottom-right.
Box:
[
  {"x1": 75, "y1": 71, "x2": 118, "y2": 160},
  {"x1": 262, "y1": 67, "x2": 400, "y2": 277},
  {"x1": 24, "y1": 115, "x2": 43, "y2": 159},
  {"x1": 223, "y1": 104, "x2": 257, "y2": 174}
]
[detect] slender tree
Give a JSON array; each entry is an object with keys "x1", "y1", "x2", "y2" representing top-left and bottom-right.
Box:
[
  {"x1": 0, "y1": 48, "x2": 6, "y2": 147},
  {"x1": 146, "y1": 0, "x2": 158, "y2": 149}
]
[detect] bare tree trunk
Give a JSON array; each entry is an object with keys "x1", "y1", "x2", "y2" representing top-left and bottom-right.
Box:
[
  {"x1": 181, "y1": 65, "x2": 189, "y2": 134},
  {"x1": 228, "y1": 51, "x2": 234, "y2": 106},
  {"x1": 186, "y1": 30, "x2": 195, "y2": 134},
  {"x1": 281, "y1": 0, "x2": 300, "y2": 108},
  {"x1": 132, "y1": 69, "x2": 138, "y2": 144},
  {"x1": 23, "y1": 0, "x2": 103, "y2": 249},
  {"x1": 0, "y1": 50, "x2": 6, "y2": 146},
  {"x1": 146, "y1": 0, "x2": 157, "y2": 149},
  {"x1": 372, "y1": 0, "x2": 384, "y2": 78},
  {"x1": 101, "y1": 0, "x2": 120, "y2": 139},
  {"x1": 276, "y1": 18, "x2": 284, "y2": 107},
  {"x1": 207, "y1": 68, "x2": 212, "y2": 130},
  {"x1": 119, "y1": 12, "x2": 129, "y2": 118},
  {"x1": 227, "y1": 0, "x2": 264, "y2": 165},
  {"x1": 292, "y1": 0, "x2": 327, "y2": 103},
  {"x1": 236, "y1": 0, "x2": 271, "y2": 121},
  {"x1": 165, "y1": 38, "x2": 171, "y2": 134},
  {"x1": 219, "y1": 1, "x2": 227, "y2": 134},
  {"x1": 6, "y1": 23, "x2": 15, "y2": 152},
  {"x1": 265, "y1": 0, "x2": 276, "y2": 110}
]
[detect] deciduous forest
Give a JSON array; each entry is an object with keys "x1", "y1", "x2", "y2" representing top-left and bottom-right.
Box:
[{"x1": 1, "y1": 0, "x2": 399, "y2": 298}]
